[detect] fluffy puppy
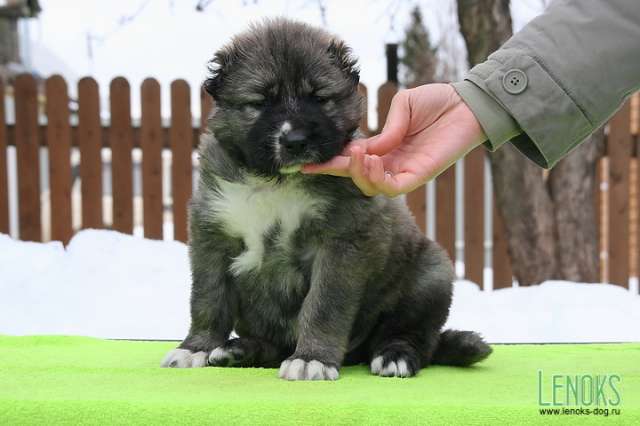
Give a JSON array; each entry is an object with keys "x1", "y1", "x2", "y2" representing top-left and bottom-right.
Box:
[{"x1": 161, "y1": 18, "x2": 491, "y2": 380}]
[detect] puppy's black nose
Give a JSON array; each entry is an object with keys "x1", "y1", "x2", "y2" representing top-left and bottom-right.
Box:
[{"x1": 280, "y1": 130, "x2": 308, "y2": 155}]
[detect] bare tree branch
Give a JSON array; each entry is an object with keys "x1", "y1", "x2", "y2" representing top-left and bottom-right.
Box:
[
  {"x1": 196, "y1": 0, "x2": 215, "y2": 12},
  {"x1": 317, "y1": 0, "x2": 327, "y2": 27}
]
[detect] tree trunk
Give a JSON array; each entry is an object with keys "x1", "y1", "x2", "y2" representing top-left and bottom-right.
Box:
[
  {"x1": 0, "y1": 17, "x2": 20, "y2": 66},
  {"x1": 457, "y1": 0, "x2": 558, "y2": 285},
  {"x1": 456, "y1": 0, "x2": 512, "y2": 67},
  {"x1": 489, "y1": 147, "x2": 559, "y2": 285},
  {"x1": 0, "y1": 1, "x2": 41, "y2": 72},
  {"x1": 548, "y1": 129, "x2": 604, "y2": 282},
  {"x1": 457, "y1": 0, "x2": 602, "y2": 285}
]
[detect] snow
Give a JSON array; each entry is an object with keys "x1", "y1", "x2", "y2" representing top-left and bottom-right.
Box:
[
  {"x1": 2, "y1": 230, "x2": 639, "y2": 343},
  {"x1": 0, "y1": 230, "x2": 190, "y2": 340},
  {"x1": 446, "y1": 280, "x2": 640, "y2": 343}
]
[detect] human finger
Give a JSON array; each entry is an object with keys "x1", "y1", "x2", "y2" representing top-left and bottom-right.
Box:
[
  {"x1": 367, "y1": 154, "x2": 386, "y2": 185},
  {"x1": 349, "y1": 146, "x2": 378, "y2": 196},
  {"x1": 366, "y1": 91, "x2": 411, "y2": 155},
  {"x1": 374, "y1": 171, "x2": 423, "y2": 197},
  {"x1": 301, "y1": 155, "x2": 351, "y2": 176}
]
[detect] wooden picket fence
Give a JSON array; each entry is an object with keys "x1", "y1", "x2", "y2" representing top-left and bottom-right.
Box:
[{"x1": 0, "y1": 74, "x2": 638, "y2": 290}]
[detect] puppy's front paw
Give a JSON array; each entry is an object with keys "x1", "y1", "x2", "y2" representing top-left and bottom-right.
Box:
[
  {"x1": 161, "y1": 348, "x2": 208, "y2": 368},
  {"x1": 370, "y1": 355, "x2": 415, "y2": 378},
  {"x1": 278, "y1": 358, "x2": 339, "y2": 381},
  {"x1": 208, "y1": 341, "x2": 245, "y2": 367}
]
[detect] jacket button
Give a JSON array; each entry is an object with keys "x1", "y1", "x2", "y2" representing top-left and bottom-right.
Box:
[{"x1": 502, "y1": 69, "x2": 528, "y2": 94}]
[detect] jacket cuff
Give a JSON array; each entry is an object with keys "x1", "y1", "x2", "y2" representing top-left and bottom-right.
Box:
[
  {"x1": 451, "y1": 81, "x2": 522, "y2": 153},
  {"x1": 465, "y1": 50, "x2": 593, "y2": 168}
]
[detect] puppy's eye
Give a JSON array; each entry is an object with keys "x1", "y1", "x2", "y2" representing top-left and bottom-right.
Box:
[
  {"x1": 312, "y1": 95, "x2": 330, "y2": 104},
  {"x1": 244, "y1": 100, "x2": 265, "y2": 109}
]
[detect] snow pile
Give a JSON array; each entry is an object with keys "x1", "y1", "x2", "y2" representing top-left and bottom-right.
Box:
[
  {"x1": 445, "y1": 280, "x2": 640, "y2": 343},
  {"x1": 0, "y1": 231, "x2": 191, "y2": 340},
  {"x1": 2, "y1": 230, "x2": 639, "y2": 343}
]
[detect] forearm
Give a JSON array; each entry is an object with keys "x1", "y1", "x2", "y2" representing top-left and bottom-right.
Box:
[
  {"x1": 181, "y1": 214, "x2": 236, "y2": 351},
  {"x1": 456, "y1": 0, "x2": 640, "y2": 168},
  {"x1": 451, "y1": 80, "x2": 521, "y2": 155},
  {"x1": 294, "y1": 242, "x2": 364, "y2": 365}
]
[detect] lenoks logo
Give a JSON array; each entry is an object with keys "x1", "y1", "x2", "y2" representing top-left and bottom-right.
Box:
[{"x1": 537, "y1": 370, "x2": 622, "y2": 417}]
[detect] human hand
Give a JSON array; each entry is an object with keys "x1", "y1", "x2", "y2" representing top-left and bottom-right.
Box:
[{"x1": 301, "y1": 83, "x2": 487, "y2": 197}]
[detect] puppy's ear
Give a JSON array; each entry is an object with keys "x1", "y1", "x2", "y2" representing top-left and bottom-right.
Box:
[
  {"x1": 327, "y1": 39, "x2": 360, "y2": 88},
  {"x1": 204, "y1": 48, "x2": 233, "y2": 100}
]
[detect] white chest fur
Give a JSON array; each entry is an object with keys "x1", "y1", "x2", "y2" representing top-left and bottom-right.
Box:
[{"x1": 207, "y1": 176, "x2": 326, "y2": 276}]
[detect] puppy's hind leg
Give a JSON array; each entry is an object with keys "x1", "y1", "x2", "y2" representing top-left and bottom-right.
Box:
[
  {"x1": 209, "y1": 337, "x2": 285, "y2": 368},
  {"x1": 369, "y1": 241, "x2": 453, "y2": 378},
  {"x1": 162, "y1": 212, "x2": 237, "y2": 368},
  {"x1": 368, "y1": 317, "x2": 441, "y2": 378}
]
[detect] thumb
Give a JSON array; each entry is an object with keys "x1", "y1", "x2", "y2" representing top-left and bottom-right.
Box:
[{"x1": 367, "y1": 90, "x2": 411, "y2": 156}]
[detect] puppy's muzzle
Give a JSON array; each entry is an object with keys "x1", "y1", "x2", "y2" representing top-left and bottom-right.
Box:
[{"x1": 279, "y1": 129, "x2": 308, "y2": 156}]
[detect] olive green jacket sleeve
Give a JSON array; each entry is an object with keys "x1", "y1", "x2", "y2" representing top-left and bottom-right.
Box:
[{"x1": 452, "y1": 0, "x2": 640, "y2": 168}]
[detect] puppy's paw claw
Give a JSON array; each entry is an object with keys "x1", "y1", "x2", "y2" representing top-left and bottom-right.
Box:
[
  {"x1": 278, "y1": 358, "x2": 339, "y2": 381},
  {"x1": 208, "y1": 344, "x2": 245, "y2": 367},
  {"x1": 370, "y1": 355, "x2": 414, "y2": 378},
  {"x1": 161, "y1": 348, "x2": 208, "y2": 368}
]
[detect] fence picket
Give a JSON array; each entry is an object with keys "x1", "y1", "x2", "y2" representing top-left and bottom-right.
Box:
[
  {"x1": 637, "y1": 143, "x2": 640, "y2": 294},
  {"x1": 14, "y1": 74, "x2": 41, "y2": 241},
  {"x1": 631, "y1": 93, "x2": 639, "y2": 136},
  {"x1": 406, "y1": 186, "x2": 427, "y2": 234},
  {"x1": 78, "y1": 77, "x2": 103, "y2": 230},
  {"x1": 464, "y1": 147, "x2": 485, "y2": 287},
  {"x1": 595, "y1": 157, "x2": 603, "y2": 282},
  {"x1": 45, "y1": 76, "x2": 73, "y2": 244},
  {"x1": 376, "y1": 82, "x2": 397, "y2": 133},
  {"x1": 109, "y1": 77, "x2": 134, "y2": 234},
  {"x1": 608, "y1": 100, "x2": 631, "y2": 288},
  {"x1": 436, "y1": 166, "x2": 456, "y2": 262},
  {"x1": 140, "y1": 78, "x2": 163, "y2": 240},
  {"x1": 4, "y1": 75, "x2": 639, "y2": 289},
  {"x1": 200, "y1": 85, "x2": 213, "y2": 134},
  {"x1": 170, "y1": 80, "x2": 192, "y2": 242},
  {"x1": 0, "y1": 81, "x2": 8, "y2": 234},
  {"x1": 357, "y1": 83, "x2": 369, "y2": 136}
]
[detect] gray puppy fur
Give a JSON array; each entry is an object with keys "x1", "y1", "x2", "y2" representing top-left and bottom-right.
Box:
[{"x1": 161, "y1": 18, "x2": 491, "y2": 380}]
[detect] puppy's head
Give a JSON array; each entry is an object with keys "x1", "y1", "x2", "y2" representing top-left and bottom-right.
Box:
[{"x1": 204, "y1": 18, "x2": 361, "y2": 177}]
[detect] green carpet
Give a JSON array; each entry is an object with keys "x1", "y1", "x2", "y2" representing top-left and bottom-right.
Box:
[{"x1": 0, "y1": 336, "x2": 638, "y2": 425}]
